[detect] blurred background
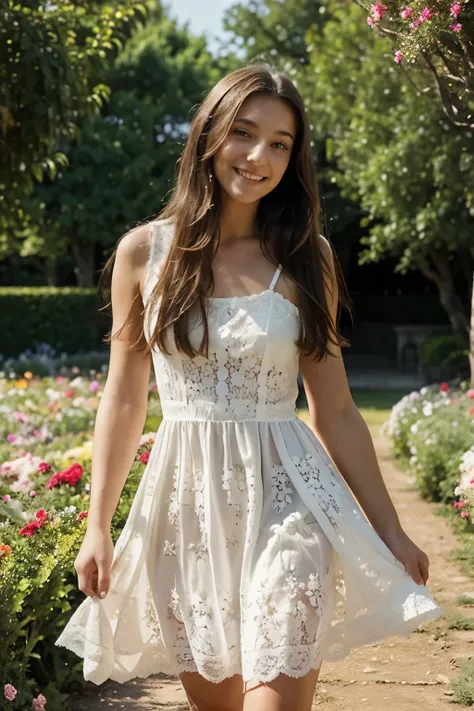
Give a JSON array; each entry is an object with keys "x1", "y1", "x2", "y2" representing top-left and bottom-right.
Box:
[{"x1": 1, "y1": 0, "x2": 473, "y2": 389}]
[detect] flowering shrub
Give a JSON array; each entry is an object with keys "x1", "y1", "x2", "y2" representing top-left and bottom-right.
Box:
[
  {"x1": 385, "y1": 380, "x2": 474, "y2": 524},
  {"x1": 0, "y1": 369, "x2": 162, "y2": 709}
]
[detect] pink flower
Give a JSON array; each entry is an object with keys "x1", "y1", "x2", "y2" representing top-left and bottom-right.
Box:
[
  {"x1": 4, "y1": 684, "x2": 17, "y2": 701},
  {"x1": 410, "y1": 17, "x2": 421, "y2": 27},
  {"x1": 37, "y1": 461, "x2": 51, "y2": 473},
  {"x1": 440, "y1": 382, "x2": 450, "y2": 392},
  {"x1": 32, "y1": 693, "x2": 47, "y2": 710},
  {"x1": 470, "y1": 477, "x2": 474, "y2": 485},
  {"x1": 55, "y1": 376, "x2": 64, "y2": 383},
  {"x1": 449, "y1": 22, "x2": 462, "y2": 30},
  {"x1": 453, "y1": 501, "x2": 463, "y2": 509},
  {"x1": 3, "y1": 494, "x2": 11, "y2": 503},
  {"x1": 30, "y1": 490, "x2": 36, "y2": 497},
  {"x1": 13, "y1": 411, "x2": 27, "y2": 423},
  {"x1": 467, "y1": 389, "x2": 474, "y2": 399},
  {"x1": 7, "y1": 435, "x2": 16, "y2": 443},
  {"x1": 371, "y1": 2, "x2": 388, "y2": 20},
  {"x1": 64, "y1": 389, "x2": 75, "y2": 398},
  {"x1": 450, "y1": 2, "x2": 462, "y2": 17},
  {"x1": 419, "y1": 7, "x2": 433, "y2": 21},
  {"x1": 461, "y1": 511, "x2": 469, "y2": 518},
  {"x1": 394, "y1": 50, "x2": 404, "y2": 63},
  {"x1": 401, "y1": 6, "x2": 412, "y2": 17},
  {"x1": 89, "y1": 380, "x2": 100, "y2": 393},
  {"x1": 367, "y1": 15, "x2": 376, "y2": 26}
]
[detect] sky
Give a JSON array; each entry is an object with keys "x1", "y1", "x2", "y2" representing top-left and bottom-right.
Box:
[{"x1": 165, "y1": 0, "x2": 239, "y2": 53}]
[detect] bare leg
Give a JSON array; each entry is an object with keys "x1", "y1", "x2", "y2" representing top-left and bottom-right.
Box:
[
  {"x1": 242, "y1": 665, "x2": 322, "y2": 711},
  {"x1": 179, "y1": 671, "x2": 244, "y2": 711}
]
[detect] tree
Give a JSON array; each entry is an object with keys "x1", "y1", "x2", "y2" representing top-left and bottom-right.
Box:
[
  {"x1": 357, "y1": 0, "x2": 474, "y2": 382},
  {"x1": 24, "y1": 12, "x2": 221, "y2": 286},
  {"x1": 300, "y1": 0, "x2": 473, "y2": 333},
  {"x1": 1, "y1": 0, "x2": 149, "y2": 229},
  {"x1": 357, "y1": 0, "x2": 474, "y2": 130}
]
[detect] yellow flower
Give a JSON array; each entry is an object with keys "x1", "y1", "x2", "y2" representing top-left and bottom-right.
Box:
[{"x1": 15, "y1": 379, "x2": 28, "y2": 389}]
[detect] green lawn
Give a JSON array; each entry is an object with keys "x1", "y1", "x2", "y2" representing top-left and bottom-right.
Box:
[
  {"x1": 297, "y1": 389, "x2": 405, "y2": 436},
  {"x1": 352, "y1": 389, "x2": 405, "y2": 434}
]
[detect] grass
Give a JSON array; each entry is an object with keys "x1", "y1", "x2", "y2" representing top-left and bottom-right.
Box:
[
  {"x1": 447, "y1": 611, "x2": 474, "y2": 631},
  {"x1": 297, "y1": 388, "x2": 404, "y2": 436},
  {"x1": 451, "y1": 660, "x2": 474, "y2": 707},
  {"x1": 458, "y1": 595, "x2": 474, "y2": 607}
]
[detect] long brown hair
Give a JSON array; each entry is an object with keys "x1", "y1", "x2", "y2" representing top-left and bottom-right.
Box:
[{"x1": 98, "y1": 62, "x2": 352, "y2": 361}]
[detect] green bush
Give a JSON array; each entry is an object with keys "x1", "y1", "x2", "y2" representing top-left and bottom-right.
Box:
[{"x1": 419, "y1": 333, "x2": 469, "y2": 379}]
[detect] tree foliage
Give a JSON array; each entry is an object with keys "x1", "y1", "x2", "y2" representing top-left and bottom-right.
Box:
[
  {"x1": 18, "y1": 11, "x2": 221, "y2": 286},
  {"x1": 301, "y1": 0, "x2": 473, "y2": 332},
  {"x1": 358, "y1": 0, "x2": 474, "y2": 129},
  {"x1": 1, "y1": 0, "x2": 150, "y2": 226}
]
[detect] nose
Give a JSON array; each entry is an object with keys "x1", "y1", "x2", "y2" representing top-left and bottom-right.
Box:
[{"x1": 246, "y1": 139, "x2": 268, "y2": 166}]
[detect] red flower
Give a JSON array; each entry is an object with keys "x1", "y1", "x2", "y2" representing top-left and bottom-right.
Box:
[
  {"x1": 77, "y1": 511, "x2": 88, "y2": 521},
  {"x1": 19, "y1": 509, "x2": 48, "y2": 537},
  {"x1": 64, "y1": 389, "x2": 75, "y2": 398},
  {"x1": 37, "y1": 461, "x2": 51, "y2": 473},
  {"x1": 35, "y1": 509, "x2": 48, "y2": 525},
  {"x1": 469, "y1": 407, "x2": 474, "y2": 416},
  {"x1": 139, "y1": 451, "x2": 150, "y2": 464},
  {"x1": 439, "y1": 382, "x2": 450, "y2": 392},
  {"x1": 19, "y1": 521, "x2": 40, "y2": 537},
  {"x1": 46, "y1": 463, "x2": 83, "y2": 489}
]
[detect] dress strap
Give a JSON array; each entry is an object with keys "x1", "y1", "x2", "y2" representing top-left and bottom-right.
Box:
[{"x1": 268, "y1": 264, "x2": 282, "y2": 292}]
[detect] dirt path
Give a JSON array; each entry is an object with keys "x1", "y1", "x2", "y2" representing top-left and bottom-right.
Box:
[{"x1": 66, "y1": 431, "x2": 474, "y2": 710}]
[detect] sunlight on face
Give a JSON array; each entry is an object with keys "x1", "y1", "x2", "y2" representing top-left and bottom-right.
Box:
[{"x1": 213, "y1": 93, "x2": 296, "y2": 206}]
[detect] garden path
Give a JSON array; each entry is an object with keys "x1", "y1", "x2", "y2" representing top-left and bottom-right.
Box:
[{"x1": 66, "y1": 420, "x2": 474, "y2": 711}]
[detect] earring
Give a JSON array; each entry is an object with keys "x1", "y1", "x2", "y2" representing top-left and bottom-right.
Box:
[{"x1": 208, "y1": 167, "x2": 214, "y2": 183}]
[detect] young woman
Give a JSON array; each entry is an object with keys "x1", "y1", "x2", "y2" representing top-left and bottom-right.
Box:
[{"x1": 56, "y1": 64, "x2": 443, "y2": 711}]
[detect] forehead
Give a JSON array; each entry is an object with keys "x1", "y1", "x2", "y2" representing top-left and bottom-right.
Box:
[{"x1": 235, "y1": 93, "x2": 296, "y2": 134}]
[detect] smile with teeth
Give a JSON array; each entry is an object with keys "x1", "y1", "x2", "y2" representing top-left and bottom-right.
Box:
[{"x1": 235, "y1": 167, "x2": 266, "y2": 182}]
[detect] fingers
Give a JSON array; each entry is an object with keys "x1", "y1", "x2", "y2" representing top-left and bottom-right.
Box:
[
  {"x1": 405, "y1": 552, "x2": 430, "y2": 586},
  {"x1": 75, "y1": 560, "x2": 99, "y2": 598},
  {"x1": 97, "y1": 560, "x2": 111, "y2": 599}
]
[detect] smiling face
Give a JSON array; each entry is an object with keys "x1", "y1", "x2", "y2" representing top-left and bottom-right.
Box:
[{"x1": 212, "y1": 93, "x2": 297, "y2": 206}]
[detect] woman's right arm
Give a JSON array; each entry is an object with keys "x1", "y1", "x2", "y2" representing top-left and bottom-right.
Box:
[{"x1": 75, "y1": 224, "x2": 153, "y2": 599}]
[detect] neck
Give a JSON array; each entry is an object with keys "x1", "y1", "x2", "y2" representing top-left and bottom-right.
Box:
[{"x1": 219, "y1": 193, "x2": 259, "y2": 244}]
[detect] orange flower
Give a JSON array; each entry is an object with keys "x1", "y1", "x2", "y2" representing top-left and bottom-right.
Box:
[
  {"x1": 14, "y1": 379, "x2": 28, "y2": 389},
  {"x1": 0, "y1": 544, "x2": 12, "y2": 559},
  {"x1": 23, "y1": 371, "x2": 33, "y2": 380}
]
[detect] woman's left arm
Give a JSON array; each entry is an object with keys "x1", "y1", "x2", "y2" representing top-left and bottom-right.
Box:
[{"x1": 298, "y1": 236, "x2": 430, "y2": 586}]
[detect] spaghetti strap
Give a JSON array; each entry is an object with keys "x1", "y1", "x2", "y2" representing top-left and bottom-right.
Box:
[{"x1": 268, "y1": 264, "x2": 282, "y2": 292}]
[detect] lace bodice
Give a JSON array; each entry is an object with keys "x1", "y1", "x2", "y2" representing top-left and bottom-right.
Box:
[{"x1": 143, "y1": 220, "x2": 302, "y2": 422}]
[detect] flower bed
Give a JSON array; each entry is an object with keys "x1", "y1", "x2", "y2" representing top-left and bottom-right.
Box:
[
  {"x1": 384, "y1": 381, "x2": 474, "y2": 528},
  {"x1": 0, "y1": 369, "x2": 162, "y2": 710}
]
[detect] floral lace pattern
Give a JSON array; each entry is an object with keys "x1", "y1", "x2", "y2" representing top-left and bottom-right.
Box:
[
  {"x1": 291, "y1": 453, "x2": 343, "y2": 532},
  {"x1": 271, "y1": 464, "x2": 294, "y2": 513}
]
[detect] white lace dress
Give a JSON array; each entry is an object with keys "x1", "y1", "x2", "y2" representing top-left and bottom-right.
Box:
[{"x1": 55, "y1": 219, "x2": 443, "y2": 691}]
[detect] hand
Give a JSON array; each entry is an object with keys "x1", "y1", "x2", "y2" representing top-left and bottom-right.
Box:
[
  {"x1": 74, "y1": 526, "x2": 114, "y2": 599},
  {"x1": 384, "y1": 529, "x2": 430, "y2": 586}
]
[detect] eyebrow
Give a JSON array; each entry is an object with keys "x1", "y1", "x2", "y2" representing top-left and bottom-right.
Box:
[{"x1": 234, "y1": 117, "x2": 295, "y2": 142}]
